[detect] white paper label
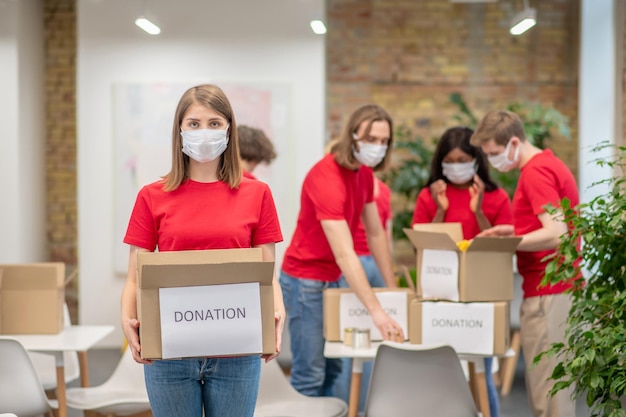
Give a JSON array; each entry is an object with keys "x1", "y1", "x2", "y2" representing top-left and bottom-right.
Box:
[
  {"x1": 159, "y1": 282, "x2": 263, "y2": 359},
  {"x1": 421, "y1": 302, "x2": 495, "y2": 355},
  {"x1": 420, "y1": 249, "x2": 460, "y2": 301},
  {"x1": 338, "y1": 292, "x2": 408, "y2": 340}
]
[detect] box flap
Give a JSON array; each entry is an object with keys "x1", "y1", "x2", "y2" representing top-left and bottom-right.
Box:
[
  {"x1": 466, "y1": 236, "x2": 522, "y2": 252},
  {"x1": 139, "y1": 262, "x2": 274, "y2": 289},
  {"x1": 138, "y1": 248, "x2": 263, "y2": 268},
  {"x1": 403, "y1": 229, "x2": 459, "y2": 251},
  {"x1": 0, "y1": 263, "x2": 65, "y2": 290},
  {"x1": 412, "y1": 223, "x2": 463, "y2": 242}
]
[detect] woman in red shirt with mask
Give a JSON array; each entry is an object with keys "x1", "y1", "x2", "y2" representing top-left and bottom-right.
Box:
[{"x1": 412, "y1": 126, "x2": 513, "y2": 417}]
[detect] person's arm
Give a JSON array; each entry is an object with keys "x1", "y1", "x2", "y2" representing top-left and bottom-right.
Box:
[
  {"x1": 321, "y1": 219, "x2": 404, "y2": 341},
  {"x1": 517, "y1": 211, "x2": 567, "y2": 251},
  {"x1": 121, "y1": 245, "x2": 152, "y2": 364},
  {"x1": 429, "y1": 180, "x2": 448, "y2": 223},
  {"x1": 362, "y1": 202, "x2": 397, "y2": 288},
  {"x1": 255, "y1": 242, "x2": 286, "y2": 363}
]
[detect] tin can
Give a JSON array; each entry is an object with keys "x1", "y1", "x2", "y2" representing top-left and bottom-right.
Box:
[
  {"x1": 343, "y1": 327, "x2": 355, "y2": 347},
  {"x1": 353, "y1": 328, "x2": 371, "y2": 349}
]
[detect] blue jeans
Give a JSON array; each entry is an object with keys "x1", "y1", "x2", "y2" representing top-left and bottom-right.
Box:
[
  {"x1": 484, "y1": 356, "x2": 500, "y2": 417},
  {"x1": 334, "y1": 255, "x2": 385, "y2": 411},
  {"x1": 279, "y1": 270, "x2": 341, "y2": 396},
  {"x1": 144, "y1": 355, "x2": 261, "y2": 417}
]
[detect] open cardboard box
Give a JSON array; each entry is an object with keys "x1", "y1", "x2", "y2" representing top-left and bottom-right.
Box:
[
  {"x1": 323, "y1": 288, "x2": 415, "y2": 341},
  {"x1": 0, "y1": 263, "x2": 67, "y2": 334},
  {"x1": 409, "y1": 298, "x2": 510, "y2": 355},
  {"x1": 137, "y1": 248, "x2": 276, "y2": 360},
  {"x1": 404, "y1": 223, "x2": 521, "y2": 302}
]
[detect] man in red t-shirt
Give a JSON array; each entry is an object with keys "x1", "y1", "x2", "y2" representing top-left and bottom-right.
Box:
[
  {"x1": 471, "y1": 110, "x2": 578, "y2": 417},
  {"x1": 238, "y1": 125, "x2": 276, "y2": 180}
]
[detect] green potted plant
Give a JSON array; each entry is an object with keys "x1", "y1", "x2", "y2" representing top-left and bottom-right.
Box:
[{"x1": 536, "y1": 142, "x2": 626, "y2": 417}]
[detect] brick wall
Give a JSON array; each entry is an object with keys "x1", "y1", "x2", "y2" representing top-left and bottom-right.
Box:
[
  {"x1": 44, "y1": 0, "x2": 77, "y2": 314},
  {"x1": 327, "y1": 0, "x2": 580, "y2": 175}
]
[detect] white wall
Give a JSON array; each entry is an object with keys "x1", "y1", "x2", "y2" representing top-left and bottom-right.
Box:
[
  {"x1": 578, "y1": 0, "x2": 624, "y2": 202},
  {"x1": 77, "y1": 0, "x2": 326, "y2": 346},
  {"x1": 0, "y1": 0, "x2": 46, "y2": 263}
]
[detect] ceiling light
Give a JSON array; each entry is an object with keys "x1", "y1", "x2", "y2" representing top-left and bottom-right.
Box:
[
  {"x1": 310, "y1": 20, "x2": 327, "y2": 35},
  {"x1": 509, "y1": 5, "x2": 536, "y2": 36},
  {"x1": 135, "y1": 17, "x2": 161, "y2": 35}
]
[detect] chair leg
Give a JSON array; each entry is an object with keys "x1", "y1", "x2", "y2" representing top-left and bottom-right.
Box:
[{"x1": 499, "y1": 329, "x2": 521, "y2": 396}]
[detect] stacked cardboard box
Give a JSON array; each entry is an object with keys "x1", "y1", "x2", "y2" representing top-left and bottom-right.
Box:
[
  {"x1": 403, "y1": 223, "x2": 520, "y2": 355},
  {"x1": 0, "y1": 263, "x2": 66, "y2": 334}
]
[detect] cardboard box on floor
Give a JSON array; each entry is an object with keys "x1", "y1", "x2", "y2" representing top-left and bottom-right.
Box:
[
  {"x1": 404, "y1": 223, "x2": 521, "y2": 302},
  {"x1": 137, "y1": 248, "x2": 276, "y2": 360},
  {"x1": 409, "y1": 299, "x2": 510, "y2": 355},
  {"x1": 0, "y1": 263, "x2": 66, "y2": 334},
  {"x1": 323, "y1": 288, "x2": 415, "y2": 342}
]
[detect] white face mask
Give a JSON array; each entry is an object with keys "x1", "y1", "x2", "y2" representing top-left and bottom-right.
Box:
[
  {"x1": 442, "y1": 160, "x2": 476, "y2": 185},
  {"x1": 488, "y1": 140, "x2": 519, "y2": 172},
  {"x1": 352, "y1": 134, "x2": 388, "y2": 167},
  {"x1": 180, "y1": 128, "x2": 229, "y2": 163}
]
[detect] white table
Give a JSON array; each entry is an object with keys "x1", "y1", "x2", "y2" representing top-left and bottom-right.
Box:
[
  {"x1": 324, "y1": 341, "x2": 505, "y2": 417},
  {"x1": 1, "y1": 325, "x2": 115, "y2": 417}
]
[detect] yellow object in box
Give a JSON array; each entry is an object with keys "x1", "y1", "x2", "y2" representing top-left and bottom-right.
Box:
[{"x1": 456, "y1": 239, "x2": 472, "y2": 252}]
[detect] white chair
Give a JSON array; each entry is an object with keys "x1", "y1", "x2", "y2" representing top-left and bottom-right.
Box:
[
  {"x1": 65, "y1": 346, "x2": 151, "y2": 417},
  {"x1": 29, "y1": 303, "x2": 81, "y2": 390},
  {"x1": 0, "y1": 338, "x2": 58, "y2": 417},
  {"x1": 364, "y1": 342, "x2": 479, "y2": 417},
  {"x1": 254, "y1": 359, "x2": 348, "y2": 417},
  {"x1": 0, "y1": 414, "x2": 19, "y2": 417}
]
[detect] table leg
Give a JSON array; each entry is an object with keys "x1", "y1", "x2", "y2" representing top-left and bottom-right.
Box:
[
  {"x1": 78, "y1": 351, "x2": 90, "y2": 387},
  {"x1": 348, "y1": 358, "x2": 364, "y2": 417},
  {"x1": 54, "y1": 352, "x2": 68, "y2": 417},
  {"x1": 467, "y1": 361, "x2": 490, "y2": 417}
]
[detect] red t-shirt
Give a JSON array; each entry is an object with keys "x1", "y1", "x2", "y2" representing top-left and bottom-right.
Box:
[
  {"x1": 513, "y1": 149, "x2": 579, "y2": 298},
  {"x1": 124, "y1": 178, "x2": 283, "y2": 251},
  {"x1": 353, "y1": 179, "x2": 392, "y2": 255},
  {"x1": 281, "y1": 154, "x2": 375, "y2": 281},
  {"x1": 412, "y1": 185, "x2": 513, "y2": 240}
]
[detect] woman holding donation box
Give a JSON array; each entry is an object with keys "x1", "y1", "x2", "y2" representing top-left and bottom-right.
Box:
[
  {"x1": 412, "y1": 126, "x2": 513, "y2": 417},
  {"x1": 121, "y1": 84, "x2": 285, "y2": 417},
  {"x1": 280, "y1": 104, "x2": 404, "y2": 397}
]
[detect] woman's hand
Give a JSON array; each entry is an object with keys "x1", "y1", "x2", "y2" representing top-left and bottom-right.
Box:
[
  {"x1": 122, "y1": 317, "x2": 152, "y2": 364},
  {"x1": 262, "y1": 310, "x2": 285, "y2": 363},
  {"x1": 469, "y1": 174, "x2": 485, "y2": 213},
  {"x1": 430, "y1": 180, "x2": 449, "y2": 212}
]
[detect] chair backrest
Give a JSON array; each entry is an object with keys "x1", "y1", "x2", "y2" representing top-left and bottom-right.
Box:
[
  {"x1": 66, "y1": 346, "x2": 150, "y2": 416},
  {"x1": 364, "y1": 342, "x2": 478, "y2": 417},
  {"x1": 256, "y1": 356, "x2": 300, "y2": 405},
  {"x1": 0, "y1": 338, "x2": 56, "y2": 417}
]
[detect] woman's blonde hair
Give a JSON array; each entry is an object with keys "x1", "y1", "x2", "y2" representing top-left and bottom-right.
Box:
[
  {"x1": 162, "y1": 84, "x2": 242, "y2": 191},
  {"x1": 333, "y1": 104, "x2": 394, "y2": 172},
  {"x1": 470, "y1": 110, "x2": 526, "y2": 147}
]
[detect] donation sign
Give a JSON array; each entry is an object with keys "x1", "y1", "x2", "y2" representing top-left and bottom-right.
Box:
[
  {"x1": 159, "y1": 282, "x2": 263, "y2": 359},
  {"x1": 421, "y1": 302, "x2": 495, "y2": 355},
  {"x1": 339, "y1": 291, "x2": 408, "y2": 340},
  {"x1": 420, "y1": 249, "x2": 460, "y2": 301}
]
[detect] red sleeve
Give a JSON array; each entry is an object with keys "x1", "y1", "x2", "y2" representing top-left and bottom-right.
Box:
[
  {"x1": 251, "y1": 183, "x2": 283, "y2": 246},
  {"x1": 488, "y1": 188, "x2": 513, "y2": 226},
  {"x1": 304, "y1": 165, "x2": 348, "y2": 221},
  {"x1": 412, "y1": 187, "x2": 436, "y2": 225},
  {"x1": 123, "y1": 185, "x2": 158, "y2": 251},
  {"x1": 376, "y1": 180, "x2": 392, "y2": 224}
]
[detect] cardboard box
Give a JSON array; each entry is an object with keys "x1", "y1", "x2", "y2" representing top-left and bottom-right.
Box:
[
  {"x1": 409, "y1": 299, "x2": 510, "y2": 355},
  {"x1": 0, "y1": 263, "x2": 65, "y2": 334},
  {"x1": 323, "y1": 288, "x2": 415, "y2": 341},
  {"x1": 137, "y1": 248, "x2": 276, "y2": 360},
  {"x1": 404, "y1": 223, "x2": 521, "y2": 302}
]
